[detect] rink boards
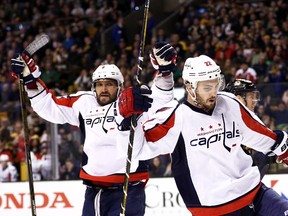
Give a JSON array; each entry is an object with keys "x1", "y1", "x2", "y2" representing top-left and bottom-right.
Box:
[{"x1": 0, "y1": 175, "x2": 287, "y2": 216}]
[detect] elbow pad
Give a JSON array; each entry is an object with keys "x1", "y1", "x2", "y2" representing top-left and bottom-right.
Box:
[{"x1": 272, "y1": 130, "x2": 288, "y2": 164}]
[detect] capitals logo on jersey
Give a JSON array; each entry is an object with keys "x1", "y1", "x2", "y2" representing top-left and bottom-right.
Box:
[{"x1": 190, "y1": 121, "x2": 240, "y2": 151}]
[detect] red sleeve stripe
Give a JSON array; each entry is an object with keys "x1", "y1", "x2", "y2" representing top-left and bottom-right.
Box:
[
  {"x1": 49, "y1": 90, "x2": 81, "y2": 107},
  {"x1": 144, "y1": 113, "x2": 175, "y2": 142},
  {"x1": 240, "y1": 106, "x2": 276, "y2": 140}
]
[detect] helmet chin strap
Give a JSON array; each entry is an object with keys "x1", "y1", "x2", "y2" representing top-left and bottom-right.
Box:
[{"x1": 116, "y1": 86, "x2": 121, "y2": 98}]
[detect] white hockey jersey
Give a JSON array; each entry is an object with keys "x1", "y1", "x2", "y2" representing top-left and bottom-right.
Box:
[
  {"x1": 27, "y1": 74, "x2": 174, "y2": 185},
  {"x1": 0, "y1": 163, "x2": 18, "y2": 182},
  {"x1": 131, "y1": 92, "x2": 281, "y2": 215}
]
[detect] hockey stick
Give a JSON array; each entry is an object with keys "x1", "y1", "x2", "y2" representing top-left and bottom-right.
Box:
[
  {"x1": 120, "y1": 1, "x2": 150, "y2": 215},
  {"x1": 18, "y1": 33, "x2": 49, "y2": 216}
]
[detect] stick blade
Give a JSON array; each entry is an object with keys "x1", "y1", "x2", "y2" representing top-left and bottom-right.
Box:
[{"x1": 25, "y1": 33, "x2": 50, "y2": 56}]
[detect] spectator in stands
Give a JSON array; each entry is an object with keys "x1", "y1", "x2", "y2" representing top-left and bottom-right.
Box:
[
  {"x1": 264, "y1": 63, "x2": 287, "y2": 97},
  {"x1": 0, "y1": 118, "x2": 11, "y2": 143},
  {"x1": 235, "y1": 61, "x2": 257, "y2": 83},
  {"x1": 111, "y1": 16, "x2": 127, "y2": 49},
  {"x1": 74, "y1": 69, "x2": 90, "y2": 91},
  {"x1": 39, "y1": 141, "x2": 52, "y2": 180},
  {"x1": 270, "y1": 101, "x2": 288, "y2": 128},
  {"x1": 0, "y1": 154, "x2": 18, "y2": 182},
  {"x1": 60, "y1": 158, "x2": 80, "y2": 180},
  {"x1": 149, "y1": 156, "x2": 166, "y2": 178},
  {"x1": 252, "y1": 55, "x2": 268, "y2": 83},
  {"x1": 40, "y1": 59, "x2": 60, "y2": 89}
]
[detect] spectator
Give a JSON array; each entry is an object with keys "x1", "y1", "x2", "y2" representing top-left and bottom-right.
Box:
[
  {"x1": 40, "y1": 59, "x2": 60, "y2": 89},
  {"x1": 149, "y1": 156, "x2": 166, "y2": 178},
  {"x1": 0, "y1": 154, "x2": 18, "y2": 182},
  {"x1": 60, "y1": 158, "x2": 80, "y2": 180},
  {"x1": 39, "y1": 141, "x2": 52, "y2": 180},
  {"x1": 235, "y1": 61, "x2": 257, "y2": 83},
  {"x1": 270, "y1": 101, "x2": 288, "y2": 128},
  {"x1": 74, "y1": 69, "x2": 90, "y2": 91},
  {"x1": 111, "y1": 16, "x2": 127, "y2": 49},
  {"x1": 0, "y1": 118, "x2": 11, "y2": 143}
]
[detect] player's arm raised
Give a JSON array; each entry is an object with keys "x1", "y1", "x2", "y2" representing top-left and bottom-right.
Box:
[{"x1": 10, "y1": 53, "x2": 80, "y2": 126}]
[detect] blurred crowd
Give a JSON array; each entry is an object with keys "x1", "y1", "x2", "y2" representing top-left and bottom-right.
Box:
[{"x1": 0, "y1": 0, "x2": 288, "y2": 182}]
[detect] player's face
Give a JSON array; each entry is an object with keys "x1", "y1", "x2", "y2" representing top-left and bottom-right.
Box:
[
  {"x1": 95, "y1": 79, "x2": 118, "y2": 106},
  {"x1": 245, "y1": 91, "x2": 260, "y2": 111},
  {"x1": 196, "y1": 78, "x2": 220, "y2": 111}
]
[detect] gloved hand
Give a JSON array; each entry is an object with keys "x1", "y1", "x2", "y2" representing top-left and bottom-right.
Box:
[
  {"x1": 149, "y1": 42, "x2": 177, "y2": 75},
  {"x1": 10, "y1": 51, "x2": 41, "y2": 89},
  {"x1": 118, "y1": 116, "x2": 132, "y2": 131},
  {"x1": 273, "y1": 130, "x2": 288, "y2": 165},
  {"x1": 118, "y1": 86, "x2": 153, "y2": 118}
]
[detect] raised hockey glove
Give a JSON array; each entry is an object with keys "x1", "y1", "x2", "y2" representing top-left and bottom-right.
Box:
[
  {"x1": 272, "y1": 130, "x2": 288, "y2": 165},
  {"x1": 10, "y1": 54, "x2": 24, "y2": 81},
  {"x1": 21, "y1": 51, "x2": 42, "y2": 88},
  {"x1": 150, "y1": 42, "x2": 177, "y2": 75},
  {"x1": 118, "y1": 86, "x2": 153, "y2": 118},
  {"x1": 10, "y1": 52, "x2": 42, "y2": 89}
]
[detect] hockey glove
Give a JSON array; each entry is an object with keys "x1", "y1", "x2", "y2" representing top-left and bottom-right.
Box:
[
  {"x1": 118, "y1": 86, "x2": 153, "y2": 118},
  {"x1": 21, "y1": 51, "x2": 42, "y2": 88},
  {"x1": 10, "y1": 54, "x2": 25, "y2": 81},
  {"x1": 149, "y1": 42, "x2": 177, "y2": 75},
  {"x1": 10, "y1": 52, "x2": 41, "y2": 89},
  {"x1": 272, "y1": 130, "x2": 288, "y2": 165},
  {"x1": 118, "y1": 116, "x2": 132, "y2": 131}
]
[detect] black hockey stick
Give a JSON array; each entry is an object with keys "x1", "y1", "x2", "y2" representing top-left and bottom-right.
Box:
[
  {"x1": 120, "y1": 1, "x2": 150, "y2": 215},
  {"x1": 18, "y1": 33, "x2": 49, "y2": 216}
]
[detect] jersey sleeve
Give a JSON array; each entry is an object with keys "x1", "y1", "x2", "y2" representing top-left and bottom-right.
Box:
[
  {"x1": 27, "y1": 80, "x2": 81, "y2": 126},
  {"x1": 133, "y1": 100, "x2": 181, "y2": 160},
  {"x1": 237, "y1": 102, "x2": 277, "y2": 154},
  {"x1": 116, "y1": 73, "x2": 175, "y2": 157},
  {"x1": 148, "y1": 73, "x2": 174, "y2": 114}
]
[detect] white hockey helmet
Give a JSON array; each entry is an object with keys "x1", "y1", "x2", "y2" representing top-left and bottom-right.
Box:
[
  {"x1": 182, "y1": 55, "x2": 222, "y2": 90},
  {"x1": 92, "y1": 64, "x2": 124, "y2": 86}
]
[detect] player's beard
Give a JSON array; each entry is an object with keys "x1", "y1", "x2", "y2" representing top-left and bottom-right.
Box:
[
  {"x1": 96, "y1": 92, "x2": 117, "y2": 106},
  {"x1": 195, "y1": 93, "x2": 216, "y2": 113}
]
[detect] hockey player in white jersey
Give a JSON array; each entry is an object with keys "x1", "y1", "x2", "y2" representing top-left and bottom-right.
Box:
[
  {"x1": 10, "y1": 42, "x2": 176, "y2": 216},
  {"x1": 119, "y1": 55, "x2": 288, "y2": 215}
]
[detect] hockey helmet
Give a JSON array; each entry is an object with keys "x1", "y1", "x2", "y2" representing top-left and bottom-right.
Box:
[
  {"x1": 92, "y1": 64, "x2": 124, "y2": 86},
  {"x1": 225, "y1": 79, "x2": 260, "y2": 104},
  {"x1": 182, "y1": 55, "x2": 222, "y2": 90},
  {"x1": 225, "y1": 79, "x2": 258, "y2": 95}
]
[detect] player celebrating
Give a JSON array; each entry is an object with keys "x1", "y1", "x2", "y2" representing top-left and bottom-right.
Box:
[
  {"x1": 10, "y1": 42, "x2": 176, "y2": 216},
  {"x1": 119, "y1": 55, "x2": 288, "y2": 215}
]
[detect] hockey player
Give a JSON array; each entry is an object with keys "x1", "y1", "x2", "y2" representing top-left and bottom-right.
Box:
[
  {"x1": 0, "y1": 154, "x2": 18, "y2": 182},
  {"x1": 119, "y1": 55, "x2": 288, "y2": 215},
  {"x1": 10, "y1": 42, "x2": 176, "y2": 216},
  {"x1": 224, "y1": 78, "x2": 260, "y2": 113}
]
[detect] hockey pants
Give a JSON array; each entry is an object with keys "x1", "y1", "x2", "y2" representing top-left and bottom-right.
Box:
[
  {"x1": 82, "y1": 182, "x2": 145, "y2": 216},
  {"x1": 224, "y1": 183, "x2": 288, "y2": 216}
]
